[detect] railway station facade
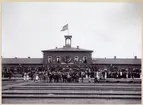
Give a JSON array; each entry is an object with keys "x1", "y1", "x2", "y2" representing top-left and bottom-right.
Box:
[{"x1": 2, "y1": 35, "x2": 141, "y2": 75}]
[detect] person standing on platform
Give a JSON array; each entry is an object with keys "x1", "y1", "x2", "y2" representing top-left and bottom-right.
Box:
[
  {"x1": 140, "y1": 68, "x2": 141, "y2": 79},
  {"x1": 102, "y1": 69, "x2": 105, "y2": 80},
  {"x1": 86, "y1": 68, "x2": 91, "y2": 82},
  {"x1": 104, "y1": 69, "x2": 107, "y2": 80},
  {"x1": 96, "y1": 70, "x2": 100, "y2": 80},
  {"x1": 55, "y1": 71, "x2": 58, "y2": 83},
  {"x1": 24, "y1": 72, "x2": 27, "y2": 81},
  {"x1": 49, "y1": 71, "x2": 53, "y2": 83},
  {"x1": 120, "y1": 69, "x2": 123, "y2": 78},
  {"x1": 62, "y1": 72, "x2": 65, "y2": 83},
  {"x1": 88, "y1": 75, "x2": 91, "y2": 83},
  {"x1": 30, "y1": 71, "x2": 34, "y2": 80},
  {"x1": 81, "y1": 71, "x2": 84, "y2": 83},
  {"x1": 33, "y1": 73, "x2": 36, "y2": 82},
  {"x1": 94, "y1": 70, "x2": 97, "y2": 83},
  {"x1": 58, "y1": 71, "x2": 62, "y2": 83},
  {"x1": 76, "y1": 72, "x2": 79, "y2": 83},
  {"x1": 39, "y1": 72, "x2": 42, "y2": 82},
  {"x1": 43, "y1": 71, "x2": 46, "y2": 82},
  {"x1": 67, "y1": 72, "x2": 71, "y2": 83},
  {"x1": 65, "y1": 72, "x2": 68, "y2": 83},
  {"x1": 45, "y1": 71, "x2": 49, "y2": 83},
  {"x1": 56, "y1": 72, "x2": 59, "y2": 83},
  {"x1": 85, "y1": 71, "x2": 88, "y2": 79},
  {"x1": 126, "y1": 68, "x2": 129, "y2": 78},
  {"x1": 26, "y1": 72, "x2": 29, "y2": 81},
  {"x1": 35, "y1": 73, "x2": 39, "y2": 82}
]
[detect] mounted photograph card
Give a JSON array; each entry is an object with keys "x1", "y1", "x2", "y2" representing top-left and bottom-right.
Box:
[{"x1": 1, "y1": 2, "x2": 142, "y2": 104}]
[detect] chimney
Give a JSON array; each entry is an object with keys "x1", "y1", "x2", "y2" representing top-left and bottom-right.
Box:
[
  {"x1": 114, "y1": 56, "x2": 116, "y2": 59},
  {"x1": 134, "y1": 56, "x2": 137, "y2": 59},
  {"x1": 77, "y1": 46, "x2": 79, "y2": 49}
]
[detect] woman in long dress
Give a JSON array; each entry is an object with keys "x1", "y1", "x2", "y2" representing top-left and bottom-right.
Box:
[
  {"x1": 96, "y1": 70, "x2": 100, "y2": 80},
  {"x1": 104, "y1": 69, "x2": 107, "y2": 79},
  {"x1": 67, "y1": 72, "x2": 71, "y2": 83},
  {"x1": 24, "y1": 72, "x2": 27, "y2": 81},
  {"x1": 35, "y1": 73, "x2": 39, "y2": 82},
  {"x1": 26, "y1": 73, "x2": 29, "y2": 81}
]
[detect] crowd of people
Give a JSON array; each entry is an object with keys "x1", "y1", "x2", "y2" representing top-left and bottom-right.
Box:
[
  {"x1": 24, "y1": 71, "x2": 80, "y2": 83},
  {"x1": 2, "y1": 65, "x2": 141, "y2": 83},
  {"x1": 22, "y1": 68, "x2": 141, "y2": 83}
]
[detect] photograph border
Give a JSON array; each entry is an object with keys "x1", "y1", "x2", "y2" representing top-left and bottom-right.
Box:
[{"x1": 0, "y1": 0, "x2": 142, "y2": 105}]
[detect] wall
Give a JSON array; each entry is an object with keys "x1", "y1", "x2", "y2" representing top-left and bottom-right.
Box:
[{"x1": 43, "y1": 51, "x2": 92, "y2": 65}]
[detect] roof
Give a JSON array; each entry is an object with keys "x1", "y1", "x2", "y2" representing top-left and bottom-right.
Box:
[
  {"x1": 42, "y1": 46, "x2": 93, "y2": 52},
  {"x1": 92, "y1": 58, "x2": 141, "y2": 65},
  {"x1": 2, "y1": 58, "x2": 43, "y2": 64},
  {"x1": 2, "y1": 58, "x2": 141, "y2": 65}
]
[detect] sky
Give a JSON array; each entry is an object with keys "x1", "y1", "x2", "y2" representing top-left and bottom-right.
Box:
[{"x1": 2, "y1": 2, "x2": 142, "y2": 58}]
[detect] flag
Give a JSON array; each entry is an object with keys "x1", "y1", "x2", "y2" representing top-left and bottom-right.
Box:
[{"x1": 61, "y1": 24, "x2": 68, "y2": 31}]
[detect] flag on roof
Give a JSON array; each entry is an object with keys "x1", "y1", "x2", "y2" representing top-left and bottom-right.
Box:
[{"x1": 61, "y1": 24, "x2": 68, "y2": 31}]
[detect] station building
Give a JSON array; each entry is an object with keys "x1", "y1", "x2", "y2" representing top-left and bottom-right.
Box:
[{"x1": 2, "y1": 35, "x2": 141, "y2": 73}]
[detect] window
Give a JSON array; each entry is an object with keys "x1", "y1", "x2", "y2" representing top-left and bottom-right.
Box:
[
  {"x1": 48, "y1": 56, "x2": 52, "y2": 63},
  {"x1": 57, "y1": 56, "x2": 61, "y2": 63},
  {"x1": 83, "y1": 56, "x2": 87, "y2": 63},
  {"x1": 74, "y1": 56, "x2": 79, "y2": 62}
]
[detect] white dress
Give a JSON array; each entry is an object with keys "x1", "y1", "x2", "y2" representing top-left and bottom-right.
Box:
[
  {"x1": 120, "y1": 72, "x2": 122, "y2": 76},
  {"x1": 24, "y1": 73, "x2": 27, "y2": 81},
  {"x1": 27, "y1": 75, "x2": 29, "y2": 80},
  {"x1": 86, "y1": 75, "x2": 88, "y2": 79},
  {"x1": 105, "y1": 72, "x2": 107, "y2": 79},
  {"x1": 96, "y1": 72, "x2": 99, "y2": 80},
  {"x1": 36, "y1": 75, "x2": 39, "y2": 81}
]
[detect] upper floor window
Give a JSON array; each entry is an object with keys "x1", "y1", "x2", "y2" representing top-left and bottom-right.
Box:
[
  {"x1": 74, "y1": 56, "x2": 79, "y2": 62},
  {"x1": 57, "y1": 56, "x2": 61, "y2": 63},
  {"x1": 48, "y1": 56, "x2": 52, "y2": 63},
  {"x1": 83, "y1": 56, "x2": 87, "y2": 63}
]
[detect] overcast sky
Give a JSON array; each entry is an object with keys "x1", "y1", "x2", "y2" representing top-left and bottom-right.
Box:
[{"x1": 2, "y1": 2, "x2": 142, "y2": 58}]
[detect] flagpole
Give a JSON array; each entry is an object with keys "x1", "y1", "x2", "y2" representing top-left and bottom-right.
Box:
[
  {"x1": 67, "y1": 24, "x2": 69, "y2": 35},
  {"x1": 68, "y1": 29, "x2": 69, "y2": 35}
]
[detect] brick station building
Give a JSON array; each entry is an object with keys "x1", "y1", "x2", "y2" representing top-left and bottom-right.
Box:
[{"x1": 2, "y1": 35, "x2": 141, "y2": 76}]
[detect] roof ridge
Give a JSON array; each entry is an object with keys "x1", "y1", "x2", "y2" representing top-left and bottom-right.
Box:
[{"x1": 42, "y1": 46, "x2": 93, "y2": 52}]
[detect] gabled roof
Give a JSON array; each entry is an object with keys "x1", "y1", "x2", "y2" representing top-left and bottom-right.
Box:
[
  {"x1": 2, "y1": 58, "x2": 43, "y2": 64},
  {"x1": 42, "y1": 46, "x2": 93, "y2": 52},
  {"x1": 92, "y1": 58, "x2": 141, "y2": 65}
]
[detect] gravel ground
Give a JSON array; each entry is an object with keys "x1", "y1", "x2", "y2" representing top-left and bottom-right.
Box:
[
  {"x1": 2, "y1": 98, "x2": 141, "y2": 104},
  {"x1": 3, "y1": 89, "x2": 141, "y2": 94},
  {"x1": 2, "y1": 80, "x2": 141, "y2": 104}
]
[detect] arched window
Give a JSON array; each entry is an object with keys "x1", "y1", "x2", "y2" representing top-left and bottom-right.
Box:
[
  {"x1": 48, "y1": 56, "x2": 52, "y2": 63},
  {"x1": 57, "y1": 56, "x2": 61, "y2": 63},
  {"x1": 74, "y1": 56, "x2": 79, "y2": 62},
  {"x1": 83, "y1": 56, "x2": 87, "y2": 63}
]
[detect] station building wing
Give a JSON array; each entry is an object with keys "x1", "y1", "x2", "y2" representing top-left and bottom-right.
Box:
[
  {"x1": 2, "y1": 58, "x2": 43, "y2": 65},
  {"x1": 92, "y1": 58, "x2": 141, "y2": 65}
]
